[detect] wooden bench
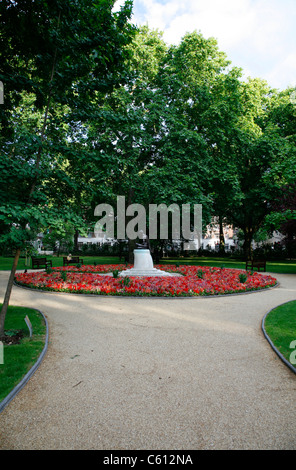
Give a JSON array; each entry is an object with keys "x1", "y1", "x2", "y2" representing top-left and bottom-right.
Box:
[
  {"x1": 63, "y1": 256, "x2": 83, "y2": 267},
  {"x1": 246, "y1": 259, "x2": 266, "y2": 272},
  {"x1": 32, "y1": 257, "x2": 52, "y2": 269}
]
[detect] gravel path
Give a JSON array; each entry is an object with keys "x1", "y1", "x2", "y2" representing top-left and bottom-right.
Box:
[{"x1": 0, "y1": 270, "x2": 295, "y2": 450}]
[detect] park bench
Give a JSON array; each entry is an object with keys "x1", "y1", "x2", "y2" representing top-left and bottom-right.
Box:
[
  {"x1": 31, "y1": 257, "x2": 52, "y2": 269},
  {"x1": 63, "y1": 256, "x2": 84, "y2": 267},
  {"x1": 245, "y1": 258, "x2": 266, "y2": 272}
]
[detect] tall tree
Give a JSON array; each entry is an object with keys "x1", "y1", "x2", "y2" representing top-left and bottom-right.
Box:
[
  {"x1": 158, "y1": 32, "x2": 244, "y2": 251},
  {"x1": 155, "y1": 33, "x2": 296, "y2": 259},
  {"x1": 0, "y1": 0, "x2": 134, "y2": 335},
  {"x1": 224, "y1": 80, "x2": 296, "y2": 258},
  {"x1": 83, "y1": 28, "x2": 213, "y2": 261}
]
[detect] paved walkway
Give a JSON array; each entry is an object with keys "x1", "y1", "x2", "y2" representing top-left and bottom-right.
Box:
[{"x1": 0, "y1": 270, "x2": 295, "y2": 450}]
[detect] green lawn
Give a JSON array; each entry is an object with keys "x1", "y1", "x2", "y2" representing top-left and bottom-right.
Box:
[
  {"x1": 1, "y1": 255, "x2": 296, "y2": 273},
  {"x1": 264, "y1": 300, "x2": 296, "y2": 367},
  {"x1": 0, "y1": 305, "x2": 47, "y2": 402},
  {"x1": 0, "y1": 255, "x2": 123, "y2": 270},
  {"x1": 161, "y1": 257, "x2": 296, "y2": 274}
]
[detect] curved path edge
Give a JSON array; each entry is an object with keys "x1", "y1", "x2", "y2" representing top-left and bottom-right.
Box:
[
  {"x1": 0, "y1": 283, "x2": 288, "y2": 417},
  {"x1": 0, "y1": 283, "x2": 291, "y2": 418},
  {"x1": 0, "y1": 283, "x2": 283, "y2": 414},
  {"x1": 262, "y1": 300, "x2": 296, "y2": 375},
  {"x1": 1, "y1": 270, "x2": 295, "y2": 450},
  {"x1": 0, "y1": 308, "x2": 49, "y2": 414}
]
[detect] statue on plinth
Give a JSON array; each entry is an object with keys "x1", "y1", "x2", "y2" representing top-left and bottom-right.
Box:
[{"x1": 119, "y1": 233, "x2": 174, "y2": 277}]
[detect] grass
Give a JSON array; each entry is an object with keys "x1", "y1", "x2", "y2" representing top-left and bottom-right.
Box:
[
  {"x1": 0, "y1": 305, "x2": 47, "y2": 403},
  {"x1": 0, "y1": 255, "x2": 123, "y2": 270},
  {"x1": 264, "y1": 300, "x2": 296, "y2": 367},
  {"x1": 161, "y1": 256, "x2": 296, "y2": 274},
  {"x1": 0, "y1": 254, "x2": 296, "y2": 273}
]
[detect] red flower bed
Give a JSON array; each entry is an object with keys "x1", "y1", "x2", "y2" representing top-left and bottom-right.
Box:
[{"x1": 14, "y1": 265, "x2": 277, "y2": 297}]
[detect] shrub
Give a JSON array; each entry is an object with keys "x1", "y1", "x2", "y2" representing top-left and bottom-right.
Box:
[
  {"x1": 239, "y1": 273, "x2": 247, "y2": 283},
  {"x1": 120, "y1": 276, "x2": 131, "y2": 286}
]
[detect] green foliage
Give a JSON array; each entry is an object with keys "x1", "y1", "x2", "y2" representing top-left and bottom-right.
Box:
[
  {"x1": 42, "y1": 221, "x2": 79, "y2": 253},
  {"x1": 120, "y1": 276, "x2": 131, "y2": 287},
  {"x1": 0, "y1": 0, "x2": 135, "y2": 253},
  {"x1": 0, "y1": 0, "x2": 135, "y2": 334},
  {"x1": 239, "y1": 273, "x2": 248, "y2": 283},
  {"x1": 60, "y1": 271, "x2": 67, "y2": 281}
]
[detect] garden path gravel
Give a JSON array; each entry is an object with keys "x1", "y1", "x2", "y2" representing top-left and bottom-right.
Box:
[{"x1": 0, "y1": 270, "x2": 295, "y2": 450}]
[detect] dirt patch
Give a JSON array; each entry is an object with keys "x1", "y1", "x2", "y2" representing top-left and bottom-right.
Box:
[{"x1": 0, "y1": 330, "x2": 25, "y2": 345}]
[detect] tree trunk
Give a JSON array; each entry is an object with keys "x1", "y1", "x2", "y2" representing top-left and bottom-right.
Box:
[
  {"x1": 218, "y1": 216, "x2": 225, "y2": 254},
  {"x1": 0, "y1": 248, "x2": 21, "y2": 336},
  {"x1": 128, "y1": 239, "x2": 136, "y2": 264},
  {"x1": 74, "y1": 229, "x2": 79, "y2": 252},
  {"x1": 243, "y1": 228, "x2": 253, "y2": 261},
  {"x1": 27, "y1": 10, "x2": 61, "y2": 202},
  {"x1": 127, "y1": 187, "x2": 135, "y2": 264}
]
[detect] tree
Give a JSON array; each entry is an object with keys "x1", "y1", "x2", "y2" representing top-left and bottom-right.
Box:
[
  {"x1": 157, "y1": 34, "x2": 296, "y2": 259},
  {"x1": 0, "y1": 0, "x2": 134, "y2": 335},
  {"x1": 264, "y1": 184, "x2": 296, "y2": 258},
  {"x1": 157, "y1": 32, "x2": 245, "y2": 252},
  {"x1": 82, "y1": 28, "x2": 215, "y2": 261},
  {"x1": 224, "y1": 80, "x2": 296, "y2": 258}
]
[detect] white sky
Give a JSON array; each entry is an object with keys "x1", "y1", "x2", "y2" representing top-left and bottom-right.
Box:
[{"x1": 113, "y1": 0, "x2": 296, "y2": 91}]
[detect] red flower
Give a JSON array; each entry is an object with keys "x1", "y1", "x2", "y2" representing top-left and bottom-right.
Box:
[{"x1": 14, "y1": 265, "x2": 277, "y2": 297}]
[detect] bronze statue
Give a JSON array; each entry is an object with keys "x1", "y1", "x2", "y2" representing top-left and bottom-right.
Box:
[{"x1": 136, "y1": 235, "x2": 150, "y2": 250}]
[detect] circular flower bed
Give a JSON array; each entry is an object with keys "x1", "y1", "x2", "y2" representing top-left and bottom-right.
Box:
[{"x1": 14, "y1": 264, "x2": 277, "y2": 297}]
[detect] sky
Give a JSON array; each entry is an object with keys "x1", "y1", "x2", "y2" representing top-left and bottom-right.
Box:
[{"x1": 113, "y1": 0, "x2": 296, "y2": 91}]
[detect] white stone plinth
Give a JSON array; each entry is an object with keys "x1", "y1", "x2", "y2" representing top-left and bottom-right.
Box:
[{"x1": 119, "y1": 249, "x2": 175, "y2": 277}]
